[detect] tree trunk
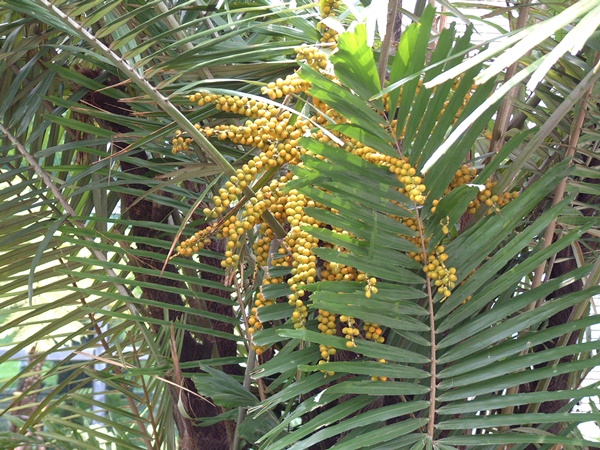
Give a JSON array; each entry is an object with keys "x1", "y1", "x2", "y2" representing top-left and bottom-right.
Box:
[{"x1": 78, "y1": 69, "x2": 239, "y2": 449}]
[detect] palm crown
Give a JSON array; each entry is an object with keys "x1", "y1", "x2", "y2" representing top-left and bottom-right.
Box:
[{"x1": 0, "y1": 1, "x2": 599, "y2": 449}]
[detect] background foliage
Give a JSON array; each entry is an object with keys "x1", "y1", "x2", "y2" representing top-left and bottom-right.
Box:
[{"x1": 0, "y1": 0, "x2": 599, "y2": 449}]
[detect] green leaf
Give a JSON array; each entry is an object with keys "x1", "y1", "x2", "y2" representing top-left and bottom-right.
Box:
[
  {"x1": 299, "y1": 65, "x2": 394, "y2": 155},
  {"x1": 438, "y1": 412, "x2": 600, "y2": 430},
  {"x1": 331, "y1": 23, "x2": 382, "y2": 107},
  {"x1": 299, "y1": 360, "x2": 429, "y2": 379},
  {"x1": 263, "y1": 396, "x2": 376, "y2": 450},
  {"x1": 277, "y1": 329, "x2": 429, "y2": 364},
  {"x1": 192, "y1": 364, "x2": 257, "y2": 409},
  {"x1": 439, "y1": 353, "x2": 600, "y2": 402},
  {"x1": 289, "y1": 402, "x2": 429, "y2": 450},
  {"x1": 386, "y1": 5, "x2": 435, "y2": 135},
  {"x1": 439, "y1": 386, "x2": 600, "y2": 415},
  {"x1": 310, "y1": 291, "x2": 429, "y2": 331},
  {"x1": 439, "y1": 286, "x2": 600, "y2": 366},
  {"x1": 237, "y1": 408, "x2": 281, "y2": 444},
  {"x1": 331, "y1": 420, "x2": 428, "y2": 450},
  {"x1": 440, "y1": 433, "x2": 600, "y2": 447}
]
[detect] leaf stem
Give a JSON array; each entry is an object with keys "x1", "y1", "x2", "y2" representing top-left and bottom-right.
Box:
[
  {"x1": 414, "y1": 204, "x2": 437, "y2": 441},
  {"x1": 487, "y1": 0, "x2": 531, "y2": 158},
  {"x1": 233, "y1": 347, "x2": 257, "y2": 450},
  {"x1": 377, "y1": 0, "x2": 400, "y2": 88}
]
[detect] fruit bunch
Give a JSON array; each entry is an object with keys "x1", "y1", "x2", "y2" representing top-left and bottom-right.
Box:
[
  {"x1": 318, "y1": 0, "x2": 341, "y2": 45},
  {"x1": 172, "y1": 39, "x2": 518, "y2": 380}
]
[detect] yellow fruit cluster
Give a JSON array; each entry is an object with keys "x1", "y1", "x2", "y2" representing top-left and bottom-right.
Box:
[
  {"x1": 294, "y1": 45, "x2": 331, "y2": 74},
  {"x1": 431, "y1": 165, "x2": 519, "y2": 215},
  {"x1": 248, "y1": 292, "x2": 272, "y2": 335},
  {"x1": 358, "y1": 153, "x2": 427, "y2": 205},
  {"x1": 317, "y1": 309, "x2": 337, "y2": 335},
  {"x1": 291, "y1": 298, "x2": 309, "y2": 328},
  {"x1": 176, "y1": 226, "x2": 213, "y2": 257},
  {"x1": 175, "y1": 79, "x2": 315, "y2": 260},
  {"x1": 171, "y1": 38, "x2": 513, "y2": 381},
  {"x1": 320, "y1": 0, "x2": 340, "y2": 18},
  {"x1": 364, "y1": 277, "x2": 378, "y2": 299},
  {"x1": 399, "y1": 217, "x2": 457, "y2": 298},
  {"x1": 249, "y1": 276, "x2": 286, "y2": 358},
  {"x1": 317, "y1": 309, "x2": 338, "y2": 375},
  {"x1": 318, "y1": 356, "x2": 335, "y2": 377},
  {"x1": 318, "y1": 0, "x2": 340, "y2": 45},
  {"x1": 171, "y1": 130, "x2": 193, "y2": 154},
  {"x1": 261, "y1": 73, "x2": 311, "y2": 100},
  {"x1": 320, "y1": 26, "x2": 339, "y2": 45},
  {"x1": 286, "y1": 224, "x2": 319, "y2": 328},
  {"x1": 193, "y1": 99, "x2": 309, "y2": 151},
  {"x1": 337, "y1": 143, "x2": 461, "y2": 300},
  {"x1": 321, "y1": 260, "x2": 363, "y2": 282},
  {"x1": 468, "y1": 181, "x2": 519, "y2": 214},
  {"x1": 217, "y1": 176, "x2": 291, "y2": 269},
  {"x1": 340, "y1": 315, "x2": 359, "y2": 348},
  {"x1": 446, "y1": 164, "x2": 478, "y2": 192},
  {"x1": 363, "y1": 322, "x2": 384, "y2": 343},
  {"x1": 424, "y1": 245, "x2": 457, "y2": 298},
  {"x1": 177, "y1": 65, "x2": 345, "y2": 335}
]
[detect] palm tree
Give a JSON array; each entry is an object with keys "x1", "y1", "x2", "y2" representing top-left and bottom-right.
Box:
[{"x1": 0, "y1": 1, "x2": 598, "y2": 449}]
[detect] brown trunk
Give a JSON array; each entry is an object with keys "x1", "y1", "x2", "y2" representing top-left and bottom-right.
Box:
[{"x1": 77, "y1": 69, "x2": 240, "y2": 449}]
